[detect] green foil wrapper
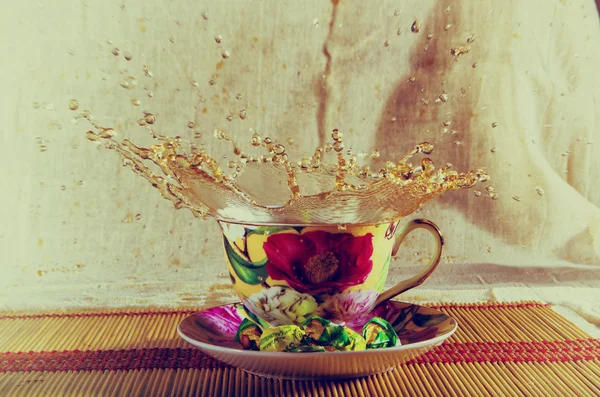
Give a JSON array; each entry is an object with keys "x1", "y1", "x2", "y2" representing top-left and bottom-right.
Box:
[
  {"x1": 302, "y1": 316, "x2": 366, "y2": 351},
  {"x1": 341, "y1": 327, "x2": 367, "y2": 351},
  {"x1": 362, "y1": 316, "x2": 399, "y2": 349},
  {"x1": 259, "y1": 325, "x2": 305, "y2": 352},
  {"x1": 234, "y1": 318, "x2": 262, "y2": 351}
]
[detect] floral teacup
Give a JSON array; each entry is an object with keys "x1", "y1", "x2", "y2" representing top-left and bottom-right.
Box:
[{"x1": 219, "y1": 219, "x2": 443, "y2": 326}]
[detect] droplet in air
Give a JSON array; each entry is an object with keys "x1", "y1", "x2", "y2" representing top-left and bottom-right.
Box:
[
  {"x1": 60, "y1": 185, "x2": 67, "y2": 191},
  {"x1": 201, "y1": 12, "x2": 208, "y2": 20},
  {"x1": 143, "y1": 65, "x2": 153, "y2": 77},
  {"x1": 492, "y1": 122, "x2": 498, "y2": 128},
  {"x1": 214, "y1": 35, "x2": 222, "y2": 44},
  {"x1": 472, "y1": 62, "x2": 478, "y2": 68},
  {"x1": 439, "y1": 92, "x2": 449, "y2": 102},
  {"x1": 120, "y1": 76, "x2": 138, "y2": 89},
  {"x1": 467, "y1": 34, "x2": 476, "y2": 43},
  {"x1": 135, "y1": 213, "x2": 142, "y2": 220},
  {"x1": 384, "y1": 40, "x2": 390, "y2": 47},
  {"x1": 209, "y1": 78, "x2": 217, "y2": 86},
  {"x1": 144, "y1": 114, "x2": 156, "y2": 124},
  {"x1": 491, "y1": 193, "x2": 500, "y2": 200},
  {"x1": 371, "y1": 150, "x2": 380, "y2": 159},
  {"x1": 444, "y1": 24, "x2": 452, "y2": 31},
  {"x1": 77, "y1": 180, "x2": 84, "y2": 186},
  {"x1": 68, "y1": 99, "x2": 79, "y2": 111},
  {"x1": 169, "y1": 37, "x2": 175, "y2": 43},
  {"x1": 187, "y1": 121, "x2": 195, "y2": 129},
  {"x1": 286, "y1": 138, "x2": 294, "y2": 145},
  {"x1": 221, "y1": 50, "x2": 230, "y2": 59},
  {"x1": 474, "y1": 190, "x2": 482, "y2": 197},
  {"x1": 408, "y1": 76, "x2": 416, "y2": 82},
  {"x1": 111, "y1": 48, "x2": 120, "y2": 56},
  {"x1": 124, "y1": 52, "x2": 133, "y2": 61},
  {"x1": 512, "y1": 195, "x2": 521, "y2": 202},
  {"x1": 273, "y1": 144, "x2": 286, "y2": 155},
  {"x1": 239, "y1": 109, "x2": 247, "y2": 120},
  {"x1": 490, "y1": 148, "x2": 496, "y2": 153},
  {"x1": 411, "y1": 20, "x2": 421, "y2": 33},
  {"x1": 536, "y1": 186, "x2": 545, "y2": 196},
  {"x1": 99, "y1": 128, "x2": 116, "y2": 138},
  {"x1": 131, "y1": 99, "x2": 141, "y2": 106},
  {"x1": 39, "y1": 145, "x2": 48, "y2": 152},
  {"x1": 225, "y1": 115, "x2": 233, "y2": 121},
  {"x1": 251, "y1": 132, "x2": 261, "y2": 146},
  {"x1": 331, "y1": 129, "x2": 342, "y2": 141},
  {"x1": 333, "y1": 141, "x2": 344, "y2": 152},
  {"x1": 86, "y1": 131, "x2": 100, "y2": 141},
  {"x1": 137, "y1": 119, "x2": 147, "y2": 126},
  {"x1": 235, "y1": 93, "x2": 242, "y2": 100}
]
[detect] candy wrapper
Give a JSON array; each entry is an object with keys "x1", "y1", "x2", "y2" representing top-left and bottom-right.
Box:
[
  {"x1": 234, "y1": 319, "x2": 262, "y2": 351},
  {"x1": 259, "y1": 325, "x2": 306, "y2": 352},
  {"x1": 302, "y1": 316, "x2": 366, "y2": 351},
  {"x1": 362, "y1": 317, "x2": 400, "y2": 349}
]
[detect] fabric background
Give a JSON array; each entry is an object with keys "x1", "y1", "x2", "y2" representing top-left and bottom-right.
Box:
[{"x1": 1, "y1": 0, "x2": 599, "y2": 320}]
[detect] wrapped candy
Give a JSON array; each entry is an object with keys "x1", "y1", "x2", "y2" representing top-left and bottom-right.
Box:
[
  {"x1": 259, "y1": 325, "x2": 305, "y2": 352},
  {"x1": 302, "y1": 316, "x2": 366, "y2": 351},
  {"x1": 235, "y1": 319, "x2": 262, "y2": 351},
  {"x1": 362, "y1": 317, "x2": 400, "y2": 349}
]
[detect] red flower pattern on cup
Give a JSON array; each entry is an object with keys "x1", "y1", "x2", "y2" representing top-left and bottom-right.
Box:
[{"x1": 263, "y1": 231, "x2": 374, "y2": 293}]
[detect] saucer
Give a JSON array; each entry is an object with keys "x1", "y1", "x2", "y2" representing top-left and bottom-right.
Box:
[{"x1": 177, "y1": 301, "x2": 457, "y2": 380}]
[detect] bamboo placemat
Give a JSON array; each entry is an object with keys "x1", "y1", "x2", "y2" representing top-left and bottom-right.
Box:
[{"x1": 0, "y1": 301, "x2": 599, "y2": 396}]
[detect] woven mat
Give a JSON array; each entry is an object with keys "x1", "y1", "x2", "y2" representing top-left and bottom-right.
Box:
[{"x1": 0, "y1": 302, "x2": 599, "y2": 396}]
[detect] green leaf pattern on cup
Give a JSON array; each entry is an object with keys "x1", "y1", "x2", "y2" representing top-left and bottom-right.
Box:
[{"x1": 223, "y1": 235, "x2": 268, "y2": 285}]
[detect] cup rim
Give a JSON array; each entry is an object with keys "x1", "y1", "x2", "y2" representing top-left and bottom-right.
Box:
[{"x1": 217, "y1": 218, "x2": 402, "y2": 228}]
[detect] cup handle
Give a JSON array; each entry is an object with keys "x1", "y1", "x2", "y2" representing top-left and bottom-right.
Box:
[{"x1": 374, "y1": 219, "x2": 444, "y2": 307}]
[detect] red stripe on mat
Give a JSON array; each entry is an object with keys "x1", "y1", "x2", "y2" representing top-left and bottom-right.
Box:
[
  {"x1": 2, "y1": 339, "x2": 599, "y2": 373},
  {"x1": 0, "y1": 302, "x2": 548, "y2": 320}
]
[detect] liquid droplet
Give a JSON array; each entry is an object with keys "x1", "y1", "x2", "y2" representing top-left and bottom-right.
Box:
[
  {"x1": 235, "y1": 93, "x2": 242, "y2": 100},
  {"x1": 474, "y1": 190, "x2": 482, "y2": 197},
  {"x1": 411, "y1": 20, "x2": 421, "y2": 33},
  {"x1": 251, "y1": 132, "x2": 261, "y2": 146},
  {"x1": 287, "y1": 138, "x2": 294, "y2": 145},
  {"x1": 68, "y1": 99, "x2": 79, "y2": 111},
  {"x1": 239, "y1": 110, "x2": 247, "y2": 120},
  {"x1": 39, "y1": 145, "x2": 48, "y2": 152},
  {"x1": 137, "y1": 119, "x2": 147, "y2": 126},
  {"x1": 439, "y1": 92, "x2": 449, "y2": 102},
  {"x1": 120, "y1": 76, "x2": 138, "y2": 89},
  {"x1": 187, "y1": 121, "x2": 195, "y2": 129},
  {"x1": 209, "y1": 78, "x2": 217, "y2": 86},
  {"x1": 472, "y1": 62, "x2": 478, "y2": 68},
  {"x1": 491, "y1": 193, "x2": 500, "y2": 200},
  {"x1": 201, "y1": 12, "x2": 208, "y2": 20},
  {"x1": 111, "y1": 48, "x2": 120, "y2": 56},
  {"x1": 143, "y1": 65, "x2": 154, "y2": 78},
  {"x1": 99, "y1": 128, "x2": 116, "y2": 138},
  {"x1": 492, "y1": 122, "x2": 498, "y2": 128},
  {"x1": 273, "y1": 144, "x2": 286, "y2": 155},
  {"x1": 144, "y1": 114, "x2": 156, "y2": 124},
  {"x1": 135, "y1": 213, "x2": 142, "y2": 220},
  {"x1": 490, "y1": 148, "x2": 496, "y2": 153},
  {"x1": 427, "y1": 34, "x2": 434, "y2": 40},
  {"x1": 512, "y1": 195, "x2": 521, "y2": 202},
  {"x1": 221, "y1": 50, "x2": 230, "y2": 59},
  {"x1": 333, "y1": 141, "x2": 344, "y2": 152},
  {"x1": 384, "y1": 40, "x2": 390, "y2": 47},
  {"x1": 169, "y1": 37, "x2": 175, "y2": 44},
  {"x1": 86, "y1": 131, "x2": 100, "y2": 141},
  {"x1": 124, "y1": 52, "x2": 133, "y2": 61},
  {"x1": 60, "y1": 185, "x2": 67, "y2": 191},
  {"x1": 225, "y1": 115, "x2": 233, "y2": 121},
  {"x1": 408, "y1": 77, "x2": 416, "y2": 83},
  {"x1": 444, "y1": 24, "x2": 452, "y2": 31},
  {"x1": 131, "y1": 99, "x2": 141, "y2": 106},
  {"x1": 371, "y1": 150, "x2": 380, "y2": 159},
  {"x1": 331, "y1": 129, "x2": 343, "y2": 141},
  {"x1": 214, "y1": 35, "x2": 222, "y2": 43},
  {"x1": 536, "y1": 187, "x2": 545, "y2": 196}
]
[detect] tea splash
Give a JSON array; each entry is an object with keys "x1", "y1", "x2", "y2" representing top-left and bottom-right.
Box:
[{"x1": 78, "y1": 110, "x2": 488, "y2": 225}]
